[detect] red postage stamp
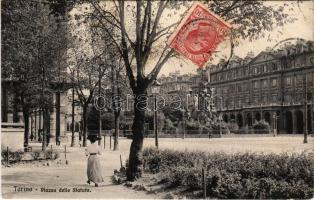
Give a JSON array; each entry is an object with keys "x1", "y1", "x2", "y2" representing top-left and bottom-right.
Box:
[{"x1": 168, "y1": 2, "x2": 231, "y2": 68}]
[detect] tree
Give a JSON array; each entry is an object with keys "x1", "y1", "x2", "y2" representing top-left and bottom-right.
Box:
[
  {"x1": 80, "y1": 0, "x2": 297, "y2": 180},
  {"x1": 67, "y1": 8, "x2": 117, "y2": 147},
  {"x1": 1, "y1": 0, "x2": 67, "y2": 151}
]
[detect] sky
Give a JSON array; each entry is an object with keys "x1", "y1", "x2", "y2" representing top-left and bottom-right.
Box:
[
  {"x1": 71, "y1": 1, "x2": 314, "y2": 77},
  {"x1": 159, "y1": 1, "x2": 314, "y2": 76}
]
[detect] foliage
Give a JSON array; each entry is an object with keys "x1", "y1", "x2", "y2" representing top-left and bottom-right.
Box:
[
  {"x1": 101, "y1": 112, "x2": 115, "y2": 130},
  {"x1": 67, "y1": 5, "x2": 128, "y2": 147},
  {"x1": 2, "y1": 0, "x2": 69, "y2": 149},
  {"x1": 253, "y1": 120, "x2": 271, "y2": 134},
  {"x1": 142, "y1": 148, "x2": 314, "y2": 199},
  {"x1": 162, "y1": 118, "x2": 176, "y2": 133},
  {"x1": 1, "y1": 148, "x2": 60, "y2": 164},
  {"x1": 2, "y1": 0, "x2": 67, "y2": 109},
  {"x1": 211, "y1": 121, "x2": 230, "y2": 134}
]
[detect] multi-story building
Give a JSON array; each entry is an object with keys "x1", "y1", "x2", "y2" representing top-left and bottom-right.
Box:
[
  {"x1": 158, "y1": 71, "x2": 193, "y2": 107},
  {"x1": 209, "y1": 40, "x2": 314, "y2": 134}
]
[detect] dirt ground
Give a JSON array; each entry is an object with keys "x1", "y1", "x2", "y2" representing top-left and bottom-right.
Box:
[{"x1": 1, "y1": 135, "x2": 313, "y2": 199}]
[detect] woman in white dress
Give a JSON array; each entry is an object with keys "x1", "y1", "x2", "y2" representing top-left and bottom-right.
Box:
[{"x1": 85, "y1": 135, "x2": 104, "y2": 187}]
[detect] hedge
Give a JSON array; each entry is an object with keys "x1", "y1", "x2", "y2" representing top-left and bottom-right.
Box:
[{"x1": 142, "y1": 148, "x2": 314, "y2": 199}]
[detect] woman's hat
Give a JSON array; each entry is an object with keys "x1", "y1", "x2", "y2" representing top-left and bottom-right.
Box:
[{"x1": 87, "y1": 134, "x2": 101, "y2": 141}]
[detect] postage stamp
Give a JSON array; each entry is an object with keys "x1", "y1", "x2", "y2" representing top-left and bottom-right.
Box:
[{"x1": 167, "y1": 2, "x2": 232, "y2": 67}]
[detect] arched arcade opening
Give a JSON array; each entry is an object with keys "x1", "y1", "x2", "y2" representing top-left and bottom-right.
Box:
[
  {"x1": 237, "y1": 114, "x2": 243, "y2": 127},
  {"x1": 295, "y1": 110, "x2": 304, "y2": 134},
  {"x1": 285, "y1": 111, "x2": 293, "y2": 134}
]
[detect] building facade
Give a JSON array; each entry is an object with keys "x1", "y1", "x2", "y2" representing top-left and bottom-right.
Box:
[{"x1": 209, "y1": 40, "x2": 314, "y2": 134}]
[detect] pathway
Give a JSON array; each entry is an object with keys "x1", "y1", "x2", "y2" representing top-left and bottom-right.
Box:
[{"x1": 2, "y1": 145, "x2": 157, "y2": 199}]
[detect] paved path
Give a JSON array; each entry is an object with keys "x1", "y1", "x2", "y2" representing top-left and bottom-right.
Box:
[{"x1": 2, "y1": 145, "x2": 157, "y2": 199}]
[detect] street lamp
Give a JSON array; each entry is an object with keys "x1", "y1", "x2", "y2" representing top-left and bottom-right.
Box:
[
  {"x1": 151, "y1": 80, "x2": 161, "y2": 148},
  {"x1": 218, "y1": 114, "x2": 223, "y2": 137},
  {"x1": 272, "y1": 113, "x2": 277, "y2": 137}
]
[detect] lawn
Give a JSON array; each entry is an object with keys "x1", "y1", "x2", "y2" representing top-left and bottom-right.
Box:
[{"x1": 114, "y1": 135, "x2": 314, "y2": 155}]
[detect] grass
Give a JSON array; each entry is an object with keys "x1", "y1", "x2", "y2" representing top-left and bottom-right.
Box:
[{"x1": 142, "y1": 147, "x2": 314, "y2": 199}]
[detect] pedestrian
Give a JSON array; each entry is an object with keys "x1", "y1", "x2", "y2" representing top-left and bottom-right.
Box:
[{"x1": 85, "y1": 134, "x2": 104, "y2": 187}]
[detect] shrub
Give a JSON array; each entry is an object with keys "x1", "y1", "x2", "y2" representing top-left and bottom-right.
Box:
[
  {"x1": 162, "y1": 166, "x2": 202, "y2": 190},
  {"x1": 253, "y1": 120, "x2": 271, "y2": 134},
  {"x1": 211, "y1": 121, "x2": 230, "y2": 134},
  {"x1": 44, "y1": 150, "x2": 60, "y2": 160},
  {"x1": 1, "y1": 148, "x2": 23, "y2": 163},
  {"x1": 1, "y1": 148, "x2": 60, "y2": 164},
  {"x1": 142, "y1": 148, "x2": 314, "y2": 199},
  {"x1": 227, "y1": 120, "x2": 239, "y2": 133}
]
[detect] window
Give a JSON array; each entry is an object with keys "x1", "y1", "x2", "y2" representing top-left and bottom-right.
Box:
[
  {"x1": 244, "y1": 67, "x2": 248, "y2": 75},
  {"x1": 245, "y1": 97, "x2": 250, "y2": 104},
  {"x1": 263, "y1": 65, "x2": 267, "y2": 73},
  {"x1": 229, "y1": 71, "x2": 233, "y2": 79},
  {"x1": 271, "y1": 94, "x2": 277, "y2": 102},
  {"x1": 253, "y1": 96, "x2": 259, "y2": 104},
  {"x1": 211, "y1": 75, "x2": 215, "y2": 82},
  {"x1": 296, "y1": 74, "x2": 303, "y2": 85},
  {"x1": 223, "y1": 87, "x2": 227, "y2": 94},
  {"x1": 271, "y1": 78, "x2": 278, "y2": 87},
  {"x1": 262, "y1": 79, "x2": 268, "y2": 88},
  {"x1": 238, "y1": 99, "x2": 242, "y2": 107},
  {"x1": 285, "y1": 77, "x2": 292, "y2": 86},
  {"x1": 285, "y1": 94, "x2": 292, "y2": 103},
  {"x1": 243, "y1": 82, "x2": 249, "y2": 90},
  {"x1": 237, "y1": 84, "x2": 242, "y2": 92},
  {"x1": 253, "y1": 80, "x2": 259, "y2": 89},
  {"x1": 262, "y1": 96, "x2": 268, "y2": 104},
  {"x1": 229, "y1": 85, "x2": 235, "y2": 93},
  {"x1": 272, "y1": 63, "x2": 278, "y2": 71},
  {"x1": 254, "y1": 67, "x2": 258, "y2": 74}
]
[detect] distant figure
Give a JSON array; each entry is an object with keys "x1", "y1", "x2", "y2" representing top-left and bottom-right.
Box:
[{"x1": 85, "y1": 135, "x2": 104, "y2": 187}]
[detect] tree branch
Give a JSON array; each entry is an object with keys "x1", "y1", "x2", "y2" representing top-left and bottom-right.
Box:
[
  {"x1": 118, "y1": 1, "x2": 136, "y2": 91},
  {"x1": 147, "y1": 48, "x2": 174, "y2": 85}
]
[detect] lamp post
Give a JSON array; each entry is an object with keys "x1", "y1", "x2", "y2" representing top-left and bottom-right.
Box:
[
  {"x1": 272, "y1": 113, "x2": 277, "y2": 137},
  {"x1": 151, "y1": 80, "x2": 161, "y2": 148},
  {"x1": 218, "y1": 114, "x2": 223, "y2": 137}
]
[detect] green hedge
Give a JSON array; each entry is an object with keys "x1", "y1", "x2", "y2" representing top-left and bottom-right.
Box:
[{"x1": 142, "y1": 148, "x2": 314, "y2": 199}]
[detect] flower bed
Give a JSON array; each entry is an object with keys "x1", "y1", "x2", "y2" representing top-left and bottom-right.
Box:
[{"x1": 142, "y1": 148, "x2": 314, "y2": 199}]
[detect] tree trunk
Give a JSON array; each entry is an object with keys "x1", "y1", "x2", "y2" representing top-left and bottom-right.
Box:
[
  {"x1": 126, "y1": 92, "x2": 147, "y2": 181},
  {"x1": 71, "y1": 88, "x2": 75, "y2": 147},
  {"x1": 30, "y1": 114, "x2": 34, "y2": 141},
  {"x1": 46, "y1": 110, "x2": 50, "y2": 145},
  {"x1": 38, "y1": 110, "x2": 42, "y2": 141},
  {"x1": 23, "y1": 111, "x2": 29, "y2": 152},
  {"x1": 82, "y1": 105, "x2": 88, "y2": 147},
  {"x1": 113, "y1": 111, "x2": 120, "y2": 151},
  {"x1": 56, "y1": 91, "x2": 61, "y2": 145},
  {"x1": 42, "y1": 109, "x2": 48, "y2": 151}
]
